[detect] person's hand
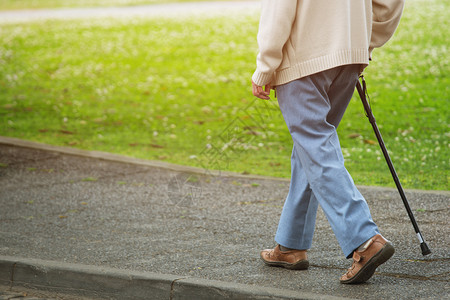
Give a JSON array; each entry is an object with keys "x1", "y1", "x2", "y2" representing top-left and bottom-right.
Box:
[{"x1": 252, "y1": 81, "x2": 272, "y2": 100}]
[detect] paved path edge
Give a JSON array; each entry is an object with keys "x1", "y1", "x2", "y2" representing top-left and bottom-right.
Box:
[
  {"x1": 1, "y1": 135, "x2": 448, "y2": 196},
  {"x1": 0, "y1": 256, "x2": 351, "y2": 300},
  {"x1": 0, "y1": 136, "x2": 290, "y2": 182}
]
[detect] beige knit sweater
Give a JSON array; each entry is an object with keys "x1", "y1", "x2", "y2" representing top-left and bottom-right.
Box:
[{"x1": 252, "y1": 0, "x2": 405, "y2": 86}]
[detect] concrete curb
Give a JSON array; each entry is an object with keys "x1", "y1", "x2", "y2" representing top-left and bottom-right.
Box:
[
  {"x1": 0, "y1": 136, "x2": 289, "y2": 183},
  {"x1": 1, "y1": 135, "x2": 448, "y2": 197},
  {"x1": 0, "y1": 256, "x2": 352, "y2": 300}
]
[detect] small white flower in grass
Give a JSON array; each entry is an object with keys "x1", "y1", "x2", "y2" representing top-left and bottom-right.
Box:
[
  {"x1": 189, "y1": 155, "x2": 197, "y2": 160},
  {"x1": 258, "y1": 143, "x2": 264, "y2": 148},
  {"x1": 201, "y1": 106, "x2": 212, "y2": 114},
  {"x1": 342, "y1": 148, "x2": 350, "y2": 158},
  {"x1": 169, "y1": 134, "x2": 177, "y2": 139},
  {"x1": 206, "y1": 144, "x2": 212, "y2": 149},
  {"x1": 153, "y1": 131, "x2": 158, "y2": 137}
]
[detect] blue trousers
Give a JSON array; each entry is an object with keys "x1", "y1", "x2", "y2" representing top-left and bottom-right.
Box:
[{"x1": 274, "y1": 65, "x2": 379, "y2": 258}]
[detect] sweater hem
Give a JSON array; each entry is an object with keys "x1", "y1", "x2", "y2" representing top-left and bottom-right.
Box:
[{"x1": 273, "y1": 49, "x2": 370, "y2": 86}]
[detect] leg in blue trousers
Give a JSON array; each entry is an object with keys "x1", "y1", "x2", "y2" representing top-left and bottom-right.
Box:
[{"x1": 274, "y1": 65, "x2": 379, "y2": 258}]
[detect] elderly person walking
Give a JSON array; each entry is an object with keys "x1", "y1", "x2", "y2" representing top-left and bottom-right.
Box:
[{"x1": 252, "y1": 0, "x2": 405, "y2": 283}]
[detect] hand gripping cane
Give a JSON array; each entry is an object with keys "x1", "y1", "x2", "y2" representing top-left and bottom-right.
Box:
[{"x1": 356, "y1": 76, "x2": 431, "y2": 256}]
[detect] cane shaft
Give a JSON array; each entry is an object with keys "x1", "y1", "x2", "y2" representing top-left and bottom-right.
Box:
[{"x1": 356, "y1": 79, "x2": 431, "y2": 255}]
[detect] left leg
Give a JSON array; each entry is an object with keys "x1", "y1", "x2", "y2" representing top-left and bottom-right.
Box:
[{"x1": 274, "y1": 145, "x2": 319, "y2": 251}]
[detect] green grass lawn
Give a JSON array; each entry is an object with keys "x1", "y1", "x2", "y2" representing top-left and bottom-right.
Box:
[
  {"x1": 0, "y1": 0, "x2": 448, "y2": 190},
  {"x1": 0, "y1": 0, "x2": 246, "y2": 10}
]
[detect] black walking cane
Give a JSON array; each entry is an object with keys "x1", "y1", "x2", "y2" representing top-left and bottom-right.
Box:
[{"x1": 356, "y1": 75, "x2": 431, "y2": 256}]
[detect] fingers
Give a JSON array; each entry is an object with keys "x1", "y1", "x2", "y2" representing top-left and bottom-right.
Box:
[{"x1": 252, "y1": 81, "x2": 271, "y2": 100}]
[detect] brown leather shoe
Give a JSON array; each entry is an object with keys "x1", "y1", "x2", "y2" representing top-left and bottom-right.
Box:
[
  {"x1": 260, "y1": 245, "x2": 309, "y2": 270},
  {"x1": 340, "y1": 234, "x2": 395, "y2": 284}
]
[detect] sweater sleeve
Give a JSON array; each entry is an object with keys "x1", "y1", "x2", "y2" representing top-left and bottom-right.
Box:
[
  {"x1": 252, "y1": 0, "x2": 298, "y2": 86},
  {"x1": 370, "y1": 0, "x2": 405, "y2": 52}
]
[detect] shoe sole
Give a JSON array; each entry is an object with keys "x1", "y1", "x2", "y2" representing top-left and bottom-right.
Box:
[
  {"x1": 260, "y1": 257, "x2": 309, "y2": 270},
  {"x1": 340, "y1": 242, "x2": 395, "y2": 284}
]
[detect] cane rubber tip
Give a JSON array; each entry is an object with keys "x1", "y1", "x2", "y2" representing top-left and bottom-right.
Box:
[{"x1": 420, "y1": 242, "x2": 431, "y2": 256}]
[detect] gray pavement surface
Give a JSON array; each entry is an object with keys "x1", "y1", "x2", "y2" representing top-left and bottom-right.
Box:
[
  {"x1": 1, "y1": 285, "x2": 93, "y2": 300},
  {"x1": 0, "y1": 1, "x2": 260, "y2": 23},
  {"x1": 0, "y1": 136, "x2": 449, "y2": 299},
  {"x1": 1, "y1": 288, "x2": 58, "y2": 300}
]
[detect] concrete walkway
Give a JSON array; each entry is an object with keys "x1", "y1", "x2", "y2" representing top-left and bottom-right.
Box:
[
  {"x1": 0, "y1": 1, "x2": 260, "y2": 23},
  {"x1": 0, "y1": 136, "x2": 449, "y2": 299}
]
